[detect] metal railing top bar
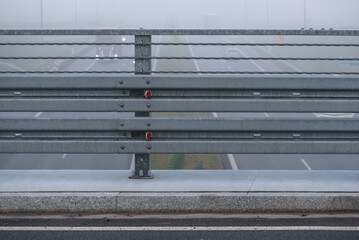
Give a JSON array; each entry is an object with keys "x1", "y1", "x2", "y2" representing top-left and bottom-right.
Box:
[
  {"x1": 1, "y1": 29, "x2": 359, "y2": 36},
  {"x1": 1, "y1": 43, "x2": 359, "y2": 47},
  {"x1": 2, "y1": 72, "x2": 359, "y2": 76},
  {"x1": 2, "y1": 71, "x2": 359, "y2": 75},
  {"x1": 2, "y1": 57, "x2": 359, "y2": 61},
  {"x1": 2, "y1": 75, "x2": 358, "y2": 90},
  {"x1": 1, "y1": 117, "x2": 358, "y2": 132}
]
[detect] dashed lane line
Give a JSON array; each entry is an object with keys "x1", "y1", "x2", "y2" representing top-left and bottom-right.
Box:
[
  {"x1": 186, "y1": 39, "x2": 237, "y2": 170},
  {"x1": 301, "y1": 158, "x2": 312, "y2": 170},
  {"x1": 34, "y1": 112, "x2": 43, "y2": 118},
  {"x1": 186, "y1": 37, "x2": 202, "y2": 76},
  {"x1": 221, "y1": 36, "x2": 268, "y2": 75},
  {"x1": 130, "y1": 154, "x2": 135, "y2": 170},
  {"x1": 152, "y1": 35, "x2": 162, "y2": 72},
  {"x1": 83, "y1": 60, "x2": 97, "y2": 72}
]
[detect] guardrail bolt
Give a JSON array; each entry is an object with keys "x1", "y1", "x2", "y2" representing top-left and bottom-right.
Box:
[
  {"x1": 120, "y1": 103, "x2": 124, "y2": 108},
  {"x1": 147, "y1": 122, "x2": 151, "y2": 127},
  {"x1": 147, "y1": 145, "x2": 152, "y2": 150},
  {"x1": 120, "y1": 145, "x2": 125, "y2": 150},
  {"x1": 120, "y1": 122, "x2": 124, "y2": 127},
  {"x1": 144, "y1": 90, "x2": 152, "y2": 99},
  {"x1": 119, "y1": 80, "x2": 123, "y2": 85},
  {"x1": 146, "y1": 103, "x2": 151, "y2": 108},
  {"x1": 146, "y1": 80, "x2": 150, "y2": 85},
  {"x1": 146, "y1": 132, "x2": 152, "y2": 141}
]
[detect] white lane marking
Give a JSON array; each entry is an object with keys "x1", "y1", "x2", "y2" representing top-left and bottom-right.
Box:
[
  {"x1": 239, "y1": 47, "x2": 266, "y2": 72},
  {"x1": 61, "y1": 154, "x2": 67, "y2": 159},
  {"x1": 189, "y1": 39, "x2": 237, "y2": 170},
  {"x1": 130, "y1": 154, "x2": 135, "y2": 170},
  {"x1": 152, "y1": 35, "x2": 162, "y2": 72},
  {"x1": 264, "y1": 113, "x2": 269, "y2": 117},
  {"x1": 1, "y1": 226, "x2": 358, "y2": 231},
  {"x1": 211, "y1": 112, "x2": 237, "y2": 170},
  {"x1": 185, "y1": 36, "x2": 202, "y2": 75},
  {"x1": 243, "y1": 36, "x2": 302, "y2": 73},
  {"x1": 301, "y1": 159, "x2": 312, "y2": 170},
  {"x1": 227, "y1": 153, "x2": 239, "y2": 170},
  {"x1": 313, "y1": 113, "x2": 355, "y2": 118},
  {"x1": 34, "y1": 112, "x2": 43, "y2": 118},
  {"x1": 221, "y1": 36, "x2": 267, "y2": 75},
  {"x1": 83, "y1": 60, "x2": 97, "y2": 72}
]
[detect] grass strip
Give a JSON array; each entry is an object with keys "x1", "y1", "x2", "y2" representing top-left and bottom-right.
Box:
[{"x1": 168, "y1": 154, "x2": 184, "y2": 170}]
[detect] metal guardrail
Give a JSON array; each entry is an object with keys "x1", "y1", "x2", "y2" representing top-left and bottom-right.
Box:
[
  {"x1": 1, "y1": 75, "x2": 359, "y2": 112},
  {"x1": 1, "y1": 117, "x2": 358, "y2": 153},
  {"x1": 0, "y1": 29, "x2": 359, "y2": 178}
]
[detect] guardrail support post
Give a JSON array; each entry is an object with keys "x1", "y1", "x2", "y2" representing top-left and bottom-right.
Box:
[{"x1": 130, "y1": 34, "x2": 153, "y2": 179}]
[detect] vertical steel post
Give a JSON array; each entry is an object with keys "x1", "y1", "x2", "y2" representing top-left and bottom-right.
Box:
[{"x1": 130, "y1": 34, "x2": 152, "y2": 178}]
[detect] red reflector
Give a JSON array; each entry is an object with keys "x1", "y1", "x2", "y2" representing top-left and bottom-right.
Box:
[
  {"x1": 146, "y1": 132, "x2": 152, "y2": 141},
  {"x1": 145, "y1": 90, "x2": 152, "y2": 99}
]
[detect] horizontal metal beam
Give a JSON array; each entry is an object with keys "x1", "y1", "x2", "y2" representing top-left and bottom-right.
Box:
[
  {"x1": 0, "y1": 140, "x2": 358, "y2": 154},
  {"x1": 2, "y1": 99, "x2": 359, "y2": 112},
  {"x1": 3, "y1": 90, "x2": 358, "y2": 98},
  {"x1": 1, "y1": 75, "x2": 359, "y2": 90},
  {"x1": 1, "y1": 118, "x2": 358, "y2": 131},
  {"x1": 1, "y1": 29, "x2": 359, "y2": 36}
]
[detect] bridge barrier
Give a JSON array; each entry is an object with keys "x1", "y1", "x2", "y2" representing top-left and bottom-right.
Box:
[{"x1": 0, "y1": 29, "x2": 358, "y2": 179}]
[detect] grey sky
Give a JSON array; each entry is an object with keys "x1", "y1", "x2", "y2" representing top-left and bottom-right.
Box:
[{"x1": 0, "y1": 0, "x2": 358, "y2": 29}]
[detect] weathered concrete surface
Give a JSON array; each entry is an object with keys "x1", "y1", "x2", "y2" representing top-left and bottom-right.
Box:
[
  {"x1": 0, "y1": 192, "x2": 358, "y2": 214},
  {"x1": 0, "y1": 170, "x2": 358, "y2": 192},
  {"x1": 0, "y1": 170, "x2": 358, "y2": 214}
]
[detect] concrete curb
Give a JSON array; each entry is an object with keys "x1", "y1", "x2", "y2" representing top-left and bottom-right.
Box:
[{"x1": 0, "y1": 192, "x2": 358, "y2": 214}]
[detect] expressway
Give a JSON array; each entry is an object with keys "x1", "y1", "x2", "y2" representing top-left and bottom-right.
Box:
[
  {"x1": 0, "y1": 42, "x2": 136, "y2": 170},
  {"x1": 186, "y1": 35, "x2": 359, "y2": 170}
]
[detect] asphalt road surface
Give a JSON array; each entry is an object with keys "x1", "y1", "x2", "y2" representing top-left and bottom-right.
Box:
[
  {"x1": 0, "y1": 42, "x2": 137, "y2": 170},
  {"x1": 187, "y1": 35, "x2": 359, "y2": 171},
  {"x1": 0, "y1": 214, "x2": 358, "y2": 240}
]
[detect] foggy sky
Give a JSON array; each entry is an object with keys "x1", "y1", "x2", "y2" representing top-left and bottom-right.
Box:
[{"x1": 0, "y1": 0, "x2": 358, "y2": 29}]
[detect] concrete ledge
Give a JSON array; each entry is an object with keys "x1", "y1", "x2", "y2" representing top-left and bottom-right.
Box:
[
  {"x1": 1, "y1": 170, "x2": 358, "y2": 213},
  {"x1": 0, "y1": 170, "x2": 359, "y2": 192},
  {"x1": 0, "y1": 192, "x2": 358, "y2": 214}
]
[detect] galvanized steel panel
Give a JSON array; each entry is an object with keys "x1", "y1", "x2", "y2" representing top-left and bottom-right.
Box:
[
  {"x1": 0, "y1": 140, "x2": 358, "y2": 154},
  {"x1": 2, "y1": 99, "x2": 359, "y2": 112},
  {"x1": 2, "y1": 75, "x2": 359, "y2": 90},
  {"x1": 1, "y1": 118, "x2": 359, "y2": 131}
]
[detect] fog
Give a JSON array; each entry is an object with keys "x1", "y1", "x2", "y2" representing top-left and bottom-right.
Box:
[{"x1": 0, "y1": 0, "x2": 358, "y2": 29}]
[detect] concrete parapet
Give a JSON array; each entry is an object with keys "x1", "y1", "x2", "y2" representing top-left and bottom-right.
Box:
[
  {"x1": 0, "y1": 192, "x2": 358, "y2": 214},
  {"x1": 0, "y1": 170, "x2": 358, "y2": 214}
]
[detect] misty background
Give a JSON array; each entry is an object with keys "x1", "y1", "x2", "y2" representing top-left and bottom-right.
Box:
[{"x1": 0, "y1": 0, "x2": 359, "y2": 29}]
